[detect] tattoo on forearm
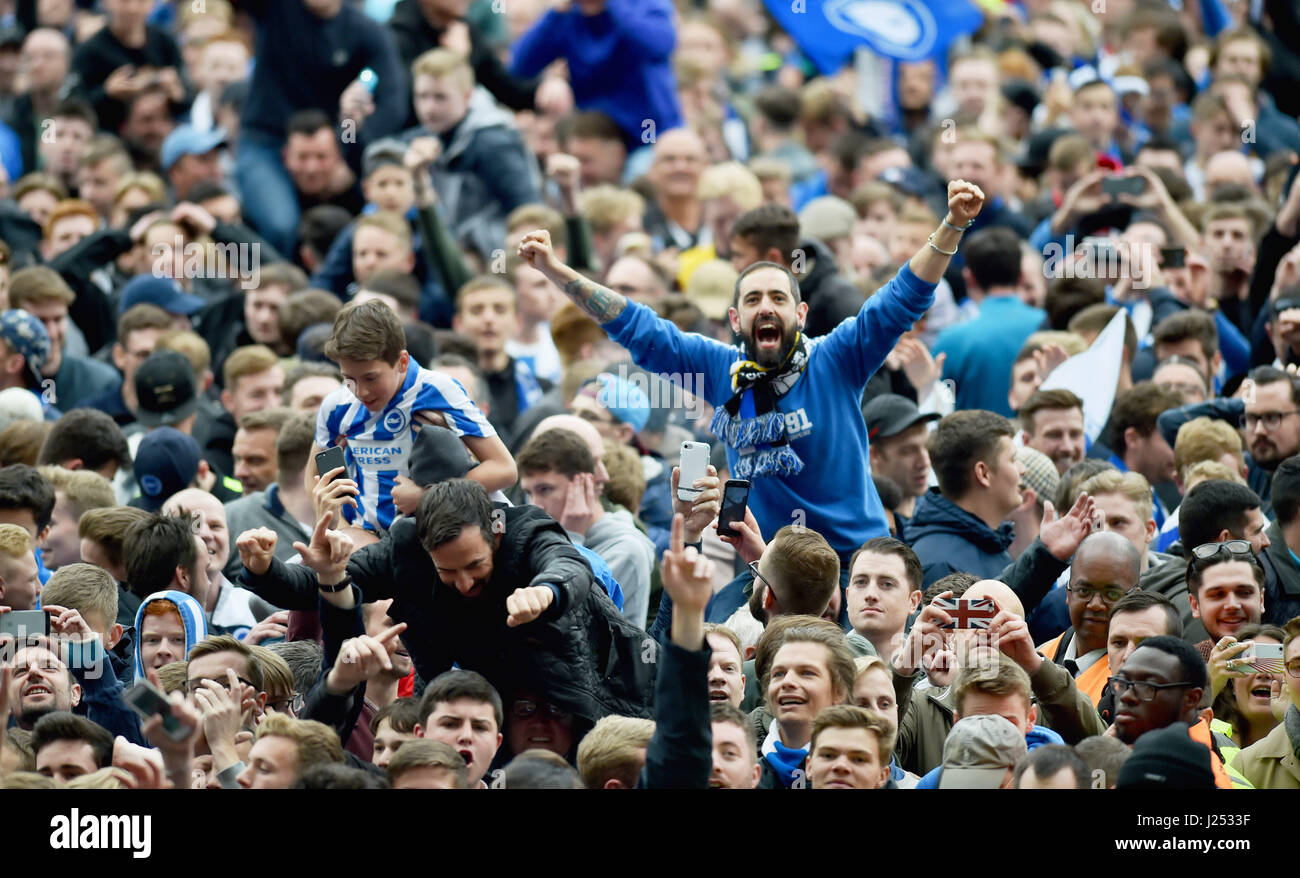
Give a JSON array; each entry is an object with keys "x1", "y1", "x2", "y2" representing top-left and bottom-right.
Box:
[{"x1": 565, "y1": 277, "x2": 626, "y2": 323}]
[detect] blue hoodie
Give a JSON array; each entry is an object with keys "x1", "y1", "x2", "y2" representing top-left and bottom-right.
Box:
[
  {"x1": 132, "y1": 591, "x2": 209, "y2": 682},
  {"x1": 906, "y1": 488, "x2": 1015, "y2": 588},
  {"x1": 913, "y1": 725, "x2": 1066, "y2": 789}
]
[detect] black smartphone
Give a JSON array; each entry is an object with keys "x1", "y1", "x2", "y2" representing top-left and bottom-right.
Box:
[
  {"x1": 315, "y1": 445, "x2": 347, "y2": 482},
  {"x1": 123, "y1": 679, "x2": 190, "y2": 741},
  {"x1": 0, "y1": 609, "x2": 48, "y2": 640},
  {"x1": 716, "y1": 479, "x2": 751, "y2": 539},
  {"x1": 1101, "y1": 175, "x2": 1145, "y2": 198},
  {"x1": 1160, "y1": 246, "x2": 1186, "y2": 269}
]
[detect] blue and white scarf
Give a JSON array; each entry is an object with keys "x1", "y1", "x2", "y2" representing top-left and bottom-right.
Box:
[{"x1": 710, "y1": 334, "x2": 809, "y2": 479}]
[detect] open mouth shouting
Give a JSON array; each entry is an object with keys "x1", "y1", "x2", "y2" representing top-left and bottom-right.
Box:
[
  {"x1": 708, "y1": 688, "x2": 731, "y2": 702},
  {"x1": 754, "y1": 320, "x2": 784, "y2": 351}
]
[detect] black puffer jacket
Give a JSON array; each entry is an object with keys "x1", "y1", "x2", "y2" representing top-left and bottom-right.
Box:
[
  {"x1": 798, "y1": 237, "x2": 866, "y2": 339},
  {"x1": 240, "y1": 505, "x2": 655, "y2": 723}
]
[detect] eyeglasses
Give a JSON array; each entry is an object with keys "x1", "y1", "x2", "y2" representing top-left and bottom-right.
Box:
[
  {"x1": 748, "y1": 560, "x2": 773, "y2": 595},
  {"x1": 1189, "y1": 540, "x2": 1253, "y2": 561},
  {"x1": 1287, "y1": 662, "x2": 1300, "y2": 679},
  {"x1": 1065, "y1": 583, "x2": 1135, "y2": 604},
  {"x1": 1240, "y1": 410, "x2": 1300, "y2": 431},
  {"x1": 267, "y1": 692, "x2": 304, "y2": 717},
  {"x1": 185, "y1": 675, "x2": 254, "y2": 695},
  {"x1": 1107, "y1": 676, "x2": 1196, "y2": 702},
  {"x1": 511, "y1": 699, "x2": 570, "y2": 720}
]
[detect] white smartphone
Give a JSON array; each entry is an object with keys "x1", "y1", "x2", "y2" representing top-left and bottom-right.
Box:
[
  {"x1": 677, "y1": 441, "x2": 710, "y2": 502},
  {"x1": 1228, "y1": 642, "x2": 1285, "y2": 675}
]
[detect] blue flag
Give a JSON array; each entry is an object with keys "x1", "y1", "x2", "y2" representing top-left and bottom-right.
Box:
[{"x1": 765, "y1": 0, "x2": 985, "y2": 74}]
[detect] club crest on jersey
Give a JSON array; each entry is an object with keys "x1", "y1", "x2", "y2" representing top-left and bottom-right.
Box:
[{"x1": 382, "y1": 408, "x2": 408, "y2": 434}]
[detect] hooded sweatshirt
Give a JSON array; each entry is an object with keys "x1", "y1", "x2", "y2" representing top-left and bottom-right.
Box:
[
  {"x1": 906, "y1": 488, "x2": 1015, "y2": 587},
  {"x1": 132, "y1": 591, "x2": 209, "y2": 682}
]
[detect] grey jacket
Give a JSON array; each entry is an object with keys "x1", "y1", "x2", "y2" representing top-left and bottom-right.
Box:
[
  {"x1": 574, "y1": 508, "x2": 656, "y2": 631},
  {"x1": 223, "y1": 485, "x2": 311, "y2": 582},
  {"x1": 403, "y1": 88, "x2": 541, "y2": 260}
]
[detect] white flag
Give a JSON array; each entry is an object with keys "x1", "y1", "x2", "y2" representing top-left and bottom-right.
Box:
[{"x1": 1039, "y1": 310, "x2": 1126, "y2": 444}]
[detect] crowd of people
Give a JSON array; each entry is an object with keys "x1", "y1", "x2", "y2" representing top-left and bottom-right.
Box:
[{"x1": 0, "y1": 0, "x2": 1297, "y2": 793}]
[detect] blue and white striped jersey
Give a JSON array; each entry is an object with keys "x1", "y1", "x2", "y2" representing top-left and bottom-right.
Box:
[{"x1": 315, "y1": 358, "x2": 495, "y2": 532}]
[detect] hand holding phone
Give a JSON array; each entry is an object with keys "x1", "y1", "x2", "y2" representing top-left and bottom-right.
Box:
[
  {"x1": 677, "y1": 441, "x2": 710, "y2": 502},
  {"x1": 716, "y1": 479, "x2": 751, "y2": 539},
  {"x1": 933, "y1": 597, "x2": 999, "y2": 629},
  {"x1": 0, "y1": 609, "x2": 49, "y2": 640},
  {"x1": 315, "y1": 445, "x2": 347, "y2": 483},
  {"x1": 124, "y1": 679, "x2": 191, "y2": 742}
]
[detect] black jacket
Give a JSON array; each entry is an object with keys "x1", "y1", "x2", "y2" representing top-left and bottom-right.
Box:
[
  {"x1": 240, "y1": 505, "x2": 655, "y2": 723},
  {"x1": 798, "y1": 237, "x2": 866, "y2": 339},
  {"x1": 637, "y1": 638, "x2": 711, "y2": 789}
]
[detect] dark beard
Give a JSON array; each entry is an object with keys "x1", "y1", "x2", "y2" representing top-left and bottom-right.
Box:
[
  {"x1": 745, "y1": 321, "x2": 798, "y2": 369},
  {"x1": 17, "y1": 702, "x2": 59, "y2": 730}
]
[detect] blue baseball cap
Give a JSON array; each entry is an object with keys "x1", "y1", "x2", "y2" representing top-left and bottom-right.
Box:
[
  {"x1": 590, "y1": 372, "x2": 650, "y2": 432},
  {"x1": 133, "y1": 427, "x2": 201, "y2": 512},
  {"x1": 0, "y1": 309, "x2": 50, "y2": 386},
  {"x1": 119, "y1": 274, "x2": 205, "y2": 318},
  {"x1": 161, "y1": 125, "x2": 227, "y2": 173}
]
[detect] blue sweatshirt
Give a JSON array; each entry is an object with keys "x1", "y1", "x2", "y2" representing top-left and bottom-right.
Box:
[
  {"x1": 603, "y1": 264, "x2": 937, "y2": 560},
  {"x1": 508, "y1": 0, "x2": 682, "y2": 149}
]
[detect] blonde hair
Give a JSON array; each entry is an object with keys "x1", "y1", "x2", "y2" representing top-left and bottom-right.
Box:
[
  {"x1": 1, "y1": 771, "x2": 57, "y2": 789},
  {"x1": 1174, "y1": 417, "x2": 1244, "y2": 483},
  {"x1": 411, "y1": 48, "x2": 474, "y2": 91},
  {"x1": 114, "y1": 172, "x2": 166, "y2": 205},
  {"x1": 601, "y1": 440, "x2": 645, "y2": 512},
  {"x1": 64, "y1": 767, "x2": 128, "y2": 789},
  {"x1": 353, "y1": 211, "x2": 412, "y2": 251},
  {"x1": 157, "y1": 660, "x2": 189, "y2": 694},
  {"x1": 38, "y1": 467, "x2": 115, "y2": 516},
  {"x1": 156, "y1": 330, "x2": 212, "y2": 379},
  {"x1": 1077, "y1": 469, "x2": 1154, "y2": 525},
  {"x1": 576, "y1": 715, "x2": 655, "y2": 789},
  {"x1": 1022, "y1": 330, "x2": 1089, "y2": 358},
  {"x1": 222, "y1": 344, "x2": 280, "y2": 393},
  {"x1": 853, "y1": 654, "x2": 890, "y2": 688},
  {"x1": 578, "y1": 186, "x2": 645, "y2": 235},
  {"x1": 697, "y1": 161, "x2": 763, "y2": 211},
  {"x1": 507, "y1": 204, "x2": 567, "y2": 246},
  {"x1": 77, "y1": 506, "x2": 150, "y2": 569},
  {"x1": 39, "y1": 563, "x2": 118, "y2": 629},
  {"x1": 1184, "y1": 460, "x2": 1245, "y2": 490},
  {"x1": 0, "y1": 522, "x2": 33, "y2": 562},
  {"x1": 254, "y1": 714, "x2": 344, "y2": 773},
  {"x1": 703, "y1": 623, "x2": 743, "y2": 660},
  {"x1": 748, "y1": 156, "x2": 793, "y2": 185},
  {"x1": 248, "y1": 645, "x2": 295, "y2": 705},
  {"x1": 10, "y1": 266, "x2": 76, "y2": 307}
]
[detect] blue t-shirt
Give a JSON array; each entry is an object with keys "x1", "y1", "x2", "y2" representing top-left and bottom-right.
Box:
[
  {"x1": 316, "y1": 358, "x2": 494, "y2": 532},
  {"x1": 603, "y1": 264, "x2": 937, "y2": 560},
  {"x1": 935, "y1": 295, "x2": 1045, "y2": 417}
]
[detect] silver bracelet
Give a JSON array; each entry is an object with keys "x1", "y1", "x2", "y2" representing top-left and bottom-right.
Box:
[
  {"x1": 927, "y1": 233, "x2": 958, "y2": 256},
  {"x1": 943, "y1": 217, "x2": 974, "y2": 233}
]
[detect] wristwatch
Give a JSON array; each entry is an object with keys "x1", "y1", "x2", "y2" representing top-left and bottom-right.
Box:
[{"x1": 318, "y1": 576, "x2": 352, "y2": 594}]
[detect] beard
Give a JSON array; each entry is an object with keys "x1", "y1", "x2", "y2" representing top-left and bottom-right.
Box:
[{"x1": 745, "y1": 318, "x2": 799, "y2": 369}]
